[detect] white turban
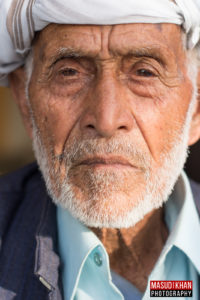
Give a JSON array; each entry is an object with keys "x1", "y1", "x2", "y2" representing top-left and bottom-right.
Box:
[{"x1": 0, "y1": 0, "x2": 200, "y2": 86}]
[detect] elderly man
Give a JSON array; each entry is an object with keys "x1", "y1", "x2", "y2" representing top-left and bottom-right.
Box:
[{"x1": 0, "y1": 0, "x2": 200, "y2": 299}]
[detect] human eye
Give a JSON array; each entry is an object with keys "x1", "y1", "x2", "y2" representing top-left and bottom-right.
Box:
[
  {"x1": 45, "y1": 58, "x2": 93, "y2": 97},
  {"x1": 49, "y1": 57, "x2": 86, "y2": 83},
  {"x1": 135, "y1": 68, "x2": 157, "y2": 78},
  {"x1": 124, "y1": 60, "x2": 163, "y2": 97},
  {"x1": 54, "y1": 62, "x2": 86, "y2": 85},
  {"x1": 124, "y1": 58, "x2": 160, "y2": 81},
  {"x1": 132, "y1": 62, "x2": 158, "y2": 79},
  {"x1": 59, "y1": 67, "x2": 79, "y2": 78}
]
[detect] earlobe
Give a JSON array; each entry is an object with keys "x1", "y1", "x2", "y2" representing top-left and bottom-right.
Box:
[
  {"x1": 8, "y1": 67, "x2": 33, "y2": 138},
  {"x1": 188, "y1": 69, "x2": 200, "y2": 146}
]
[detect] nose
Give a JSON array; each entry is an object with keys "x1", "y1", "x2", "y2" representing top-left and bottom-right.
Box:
[{"x1": 80, "y1": 72, "x2": 134, "y2": 138}]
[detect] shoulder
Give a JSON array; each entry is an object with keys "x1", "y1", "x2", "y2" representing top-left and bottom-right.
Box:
[
  {"x1": 189, "y1": 178, "x2": 200, "y2": 216},
  {"x1": 0, "y1": 164, "x2": 58, "y2": 299},
  {"x1": 0, "y1": 162, "x2": 48, "y2": 237},
  {"x1": 0, "y1": 161, "x2": 43, "y2": 193}
]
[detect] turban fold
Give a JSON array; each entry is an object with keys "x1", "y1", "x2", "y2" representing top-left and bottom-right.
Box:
[{"x1": 0, "y1": 0, "x2": 200, "y2": 86}]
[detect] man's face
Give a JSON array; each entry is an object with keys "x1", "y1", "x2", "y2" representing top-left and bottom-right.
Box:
[{"x1": 25, "y1": 23, "x2": 196, "y2": 227}]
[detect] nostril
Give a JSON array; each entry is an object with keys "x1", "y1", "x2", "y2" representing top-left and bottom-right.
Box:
[
  {"x1": 87, "y1": 124, "x2": 95, "y2": 129},
  {"x1": 119, "y1": 125, "x2": 126, "y2": 130}
]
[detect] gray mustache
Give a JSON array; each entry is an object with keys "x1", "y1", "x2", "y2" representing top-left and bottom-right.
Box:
[{"x1": 55, "y1": 138, "x2": 150, "y2": 170}]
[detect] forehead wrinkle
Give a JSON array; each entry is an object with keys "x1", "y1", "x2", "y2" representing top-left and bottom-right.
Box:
[
  {"x1": 36, "y1": 24, "x2": 182, "y2": 65},
  {"x1": 36, "y1": 27, "x2": 101, "y2": 61},
  {"x1": 98, "y1": 25, "x2": 114, "y2": 58}
]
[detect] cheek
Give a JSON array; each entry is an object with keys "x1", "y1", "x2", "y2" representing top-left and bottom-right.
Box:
[
  {"x1": 131, "y1": 84, "x2": 192, "y2": 162},
  {"x1": 29, "y1": 91, "x2": 83, "y2": 156}
]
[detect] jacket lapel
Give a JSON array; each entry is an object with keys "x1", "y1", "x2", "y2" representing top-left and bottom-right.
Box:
[{"x1": 34, "y1": 193, "x2": 63, "y2": 299}]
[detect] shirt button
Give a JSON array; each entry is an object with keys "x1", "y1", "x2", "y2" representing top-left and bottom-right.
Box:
[{"x1": 93, "y1": 252, "x2": 103, "y2": 266}]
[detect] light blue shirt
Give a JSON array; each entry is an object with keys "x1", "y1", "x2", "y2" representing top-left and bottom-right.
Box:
[{"x1": 57, "y1": 171, "x2": 200, "y2": 300}]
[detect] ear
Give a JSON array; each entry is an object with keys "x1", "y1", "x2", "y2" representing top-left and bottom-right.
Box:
[
  {"x1": 8, "y1": 67, "x2": 33, "y2": 139},
  {"x1": 188, "y1": 69, "x2": 200, "y2": 146}
]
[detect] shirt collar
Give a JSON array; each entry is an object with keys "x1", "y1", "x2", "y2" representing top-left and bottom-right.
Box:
[
  {"x1": 57, "y1": 206, "x2": 103, "y2": 300},
  {"x1": 163, "y1": 171, "x2": 200, "y2": 273},
  {"x1": 57, "y1": 171, "x2": 200, "y2": 300}
]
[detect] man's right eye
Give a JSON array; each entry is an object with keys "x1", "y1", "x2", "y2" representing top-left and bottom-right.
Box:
[{"x1": 60, "y1": 68, "x2": 79, "y2": 76}]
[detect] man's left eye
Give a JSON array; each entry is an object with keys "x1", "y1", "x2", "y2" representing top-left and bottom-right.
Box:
[
  {"x1": 60, "y1": 68, "x2": 79, "y2": 76},
  {"x1": 136, "y1": 69, "x2": 156, "y2": 77}
]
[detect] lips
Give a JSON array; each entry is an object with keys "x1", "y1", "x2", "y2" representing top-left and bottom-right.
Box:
[{"x1": 75, "y1": 155, "x2": 135, "y2": 168}]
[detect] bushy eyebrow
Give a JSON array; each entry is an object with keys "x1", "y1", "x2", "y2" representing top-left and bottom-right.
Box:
[
  {"x1": 47, "y1": 45, "x2": 173, "y2": 68},
  {"x1": 48, "y1": 47, "x2": 92, "y2": 66},
  {"x1": 114, "y1": 46, "x2": 172, "y2": 67}
]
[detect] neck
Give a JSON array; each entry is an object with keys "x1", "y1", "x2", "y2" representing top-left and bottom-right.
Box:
[{"x1": 90, "y1": 207, "x2": 168, "y2": 292}]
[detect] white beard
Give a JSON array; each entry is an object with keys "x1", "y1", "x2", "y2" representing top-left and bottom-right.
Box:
[{"x1": 31, "y1": 96, "x2": 195, "y2": 229}]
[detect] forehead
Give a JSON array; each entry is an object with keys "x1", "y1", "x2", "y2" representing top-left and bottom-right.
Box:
[{"x1": 34, "y1": 23, "x2": 184, "y2": 60}]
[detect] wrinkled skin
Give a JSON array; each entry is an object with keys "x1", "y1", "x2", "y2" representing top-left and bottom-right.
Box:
[{"x1": 10, "y1": 23, "x2": 200, "y2": 292}]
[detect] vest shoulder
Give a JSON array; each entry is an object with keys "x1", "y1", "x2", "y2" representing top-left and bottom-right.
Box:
[
  {"x1": 0, "y1": 162, "x2": 49, "y2": 238},
  {"x1": 0, "y1": 162, "x2": 43, "y2": 193}
]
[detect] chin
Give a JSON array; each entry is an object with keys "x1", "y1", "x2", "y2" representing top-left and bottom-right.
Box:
[{"x1": 48, "y1": 179, "x2": 169, "y2": 228}]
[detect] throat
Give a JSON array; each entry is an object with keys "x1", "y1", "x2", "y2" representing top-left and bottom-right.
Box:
[{"x1": 90, "y1": 207, "x2": 168, "y2": 292}]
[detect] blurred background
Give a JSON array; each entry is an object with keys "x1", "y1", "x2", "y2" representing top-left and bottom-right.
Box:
[
  {"x1": 0, "y1": 87, "x2": 34, "y2": 174},
  {"x1": 0, "y1": 86, "x2": 200, "y2": 182}
]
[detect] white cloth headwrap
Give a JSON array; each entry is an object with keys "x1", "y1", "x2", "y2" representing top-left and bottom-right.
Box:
[{"x1": 0, "y1": 0, "x2": 200, "y2": 86}]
